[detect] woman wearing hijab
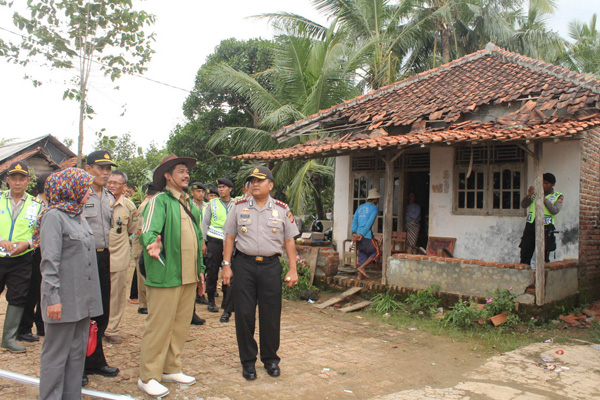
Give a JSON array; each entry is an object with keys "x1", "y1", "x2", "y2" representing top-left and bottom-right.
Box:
[{"x1": 35, "y1": 168, "x2": 103, "y2": 400}]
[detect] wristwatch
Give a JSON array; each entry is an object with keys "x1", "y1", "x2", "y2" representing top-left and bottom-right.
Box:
[{"x1": 221, "y1": 260, "x2": 231, "y2": 267}]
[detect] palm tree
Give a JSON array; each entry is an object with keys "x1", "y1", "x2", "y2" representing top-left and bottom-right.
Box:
[
  {"x1": 206, "y1": 21, "x2": 360, "y2": 217},
  {"x1": 565, "y1": 14, "x2": 600, "y2": 75}
]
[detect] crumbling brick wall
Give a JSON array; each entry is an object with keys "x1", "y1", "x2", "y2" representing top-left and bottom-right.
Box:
[{"x1": 579, "y1": 126, "x2": 600, "y2": 302}]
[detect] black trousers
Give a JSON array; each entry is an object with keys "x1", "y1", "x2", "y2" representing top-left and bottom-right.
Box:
[
  {"x1": 519, "y1": 222, "x2": 556, "y2": 264},
  {"x1": 206, "y1": 237, "x2": 227, "y2": 303},
  {"x1": 19, "y1": 248, "x2": 44, "y2": 334},
  {"x1": 0, "y1": 252, "x2": 33, "y2": 307},
  {"x1": 85, "y1": 250, "x2": 110, "y2": 369},
  {"x1": 129, "y1": 267, "x2": 138, "y2": 300},
  {"x1": 232, "y1": 253, "x2": 282, "y2": 368}
]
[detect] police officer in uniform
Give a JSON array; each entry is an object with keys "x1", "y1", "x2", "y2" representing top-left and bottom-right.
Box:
[
  {"x1": 201, "y1": 178, "x2": 234, "y2": 312},
  {"x1": 105, "y1": 170, "x2": 138, "y2": 344},
  {"x1": 0, "y1": 161, "x2": 42, "y2": 353},
  {"x1": 222, "y1": 166, "x2": 299, "y2": 380},
  {"x1": 83, "y1": 151, "x2": 119, "y2": 381},
  {"x1": 519, "y1": 172, "x2": 563, "y2": 264}
]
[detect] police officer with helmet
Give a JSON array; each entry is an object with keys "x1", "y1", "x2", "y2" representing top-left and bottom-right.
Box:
[{"x1": 222, "y1": 166, "x2": 299, "y2": 380}]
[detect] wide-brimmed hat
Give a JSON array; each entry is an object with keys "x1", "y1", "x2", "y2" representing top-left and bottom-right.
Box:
[
  {"x1": 367, "y1": 188, "x2": 381, "y2": 200},
  {"x1": 153, "y1": 155, "x2": 197, "y2": 190}
]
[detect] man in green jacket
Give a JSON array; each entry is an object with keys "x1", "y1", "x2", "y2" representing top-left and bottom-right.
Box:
[{"x1": 137, "y1": 155, "x2": 206, "y2": 398}]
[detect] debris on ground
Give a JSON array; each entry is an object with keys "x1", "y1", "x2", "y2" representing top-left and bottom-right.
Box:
[{"x1": 559, "y1": 301, "x2": 600, "y2": 328}]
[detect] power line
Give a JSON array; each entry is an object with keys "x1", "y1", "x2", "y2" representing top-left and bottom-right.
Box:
[{"x1": 0, "y1": 25, "x2": 195, "y2": 95}]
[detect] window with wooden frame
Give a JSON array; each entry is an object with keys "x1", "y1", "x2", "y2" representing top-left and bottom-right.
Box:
[{"x1": 454, "y1": 145, "x2": 526, "y2": 216}]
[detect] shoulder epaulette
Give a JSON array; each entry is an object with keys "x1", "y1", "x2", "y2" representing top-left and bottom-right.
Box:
[
  {"x1": 125, "y1": 198, "x2": 136, "y2": 210},
  {"x1": 235, "y1": 198, "x2": 248, "y2": 205},
  {"x1": 274, "y1": 199, "x2": 289, "y2": 209},
  {"x1": 31, "y1": 196, "x2": 42, "y2": 204}
]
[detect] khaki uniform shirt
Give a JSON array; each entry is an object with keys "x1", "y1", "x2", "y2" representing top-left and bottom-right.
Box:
[
  {"x1": 108, "y1": 195, "x2": 138, "y2": 272},
  {"x1": 83, "y1": 187, "x2": 114, "y2": 249},
  {"x1": 224, "y1": 195, "x2": 299, "y2": 256},
  {"x1": 166, "y1": 186, "x2": 198, "y2": 285},
  {"x1": 131, "y1": 197, "x2": 151, "y2": 260}
]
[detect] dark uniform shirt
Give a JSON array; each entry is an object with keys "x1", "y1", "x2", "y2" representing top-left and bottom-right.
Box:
[
  {"x1": 224, "y1": 195, "x2": 299, "y2": 256},
  {"x1": 83, "y1": 187, "x2": 114, "y2": 249}
]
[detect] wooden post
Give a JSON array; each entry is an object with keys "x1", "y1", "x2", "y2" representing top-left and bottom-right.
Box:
[
  {"x1": 381, "y1": 153, "x2": 394, "y2": 285},
  {"x1": 534, "y1": 142, "x2": 545, "y2": 305},
  {"x1": 381, "y1": 151, "x2": 403, "y2": 285}
]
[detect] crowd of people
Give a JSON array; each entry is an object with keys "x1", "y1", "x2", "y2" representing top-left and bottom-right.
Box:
[{"x1": 0, "y1": 152, "x2": 299, "y2": 399}]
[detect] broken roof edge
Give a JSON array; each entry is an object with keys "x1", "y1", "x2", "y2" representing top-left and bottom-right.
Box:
[
  {"x1": 237, "y1": 115, "x2": 600, "y2": 161},
  {"x1": 271, "y1": 43, "x2": 600, "y2": 142}
]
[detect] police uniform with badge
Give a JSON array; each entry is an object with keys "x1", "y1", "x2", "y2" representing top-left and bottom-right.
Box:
[
  {"x1": 0, "y1": 161, "x2": 42, "y2": 353},
  {"x1": 82, "y1": 151, "x2": 119, "y2": 378},
  {"x1": 105, "y1": 177, "x2": 139, "y2": 343},
  {"x1": 519, "y1": 172, "x2": 563, "y2": 264},
  {"x1": 222, "y1": 166, "x2": 299, "y2": 380},
  {"x1": 201, "y1": 178, "x2": 234, "y2": 313}
]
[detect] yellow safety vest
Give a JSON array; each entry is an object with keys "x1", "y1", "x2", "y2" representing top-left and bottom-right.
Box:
[{"x1": 526, "y1": 191, "x2": 562, "y2": 225}]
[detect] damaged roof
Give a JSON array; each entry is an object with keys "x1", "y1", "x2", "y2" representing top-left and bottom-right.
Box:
[
  {"x1": 236, "y1": 115, "x2": 600, "y2": 160},
  {"x1": 239, "y1": 44, "x2": 600, "y2": 161},
  {"x1": 272, "y1": 43, "x2": 600, "y2": 142}
]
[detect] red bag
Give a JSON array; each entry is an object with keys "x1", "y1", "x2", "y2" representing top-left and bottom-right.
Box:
[{"x1": 87, "y1": 320, "x2": 98, "y2": 357}]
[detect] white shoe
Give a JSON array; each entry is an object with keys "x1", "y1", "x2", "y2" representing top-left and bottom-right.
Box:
[
  {"x1": 162, "y1": 372, "x2": 196, "y2": 385},
  {"x1": 138, "y1": 379, "x2": 170, "y2": 397}
]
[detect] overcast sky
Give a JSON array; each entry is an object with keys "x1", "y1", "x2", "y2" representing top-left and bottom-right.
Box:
[{"x1": 0, "y1": 0, "x2": 597, "y2": 154}]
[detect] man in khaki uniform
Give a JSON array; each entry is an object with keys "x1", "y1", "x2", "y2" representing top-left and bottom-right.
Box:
[
  {"x1": 222, "y1": 166, "x2": 299, "y2": 380},
  {"x1": 105, "y1": 171, "x2": 138, "y2": 344},
  {"x1": 138, "y1": 155, "x2": 205, "y2": 398}
]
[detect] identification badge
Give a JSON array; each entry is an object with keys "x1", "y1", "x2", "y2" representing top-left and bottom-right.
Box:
[
  {"x1": 272, "y1": 209, "x2": 279, "y2": 218},
  {"x1": 241, "y1": 214, "x2": 250, "y2": 218}
]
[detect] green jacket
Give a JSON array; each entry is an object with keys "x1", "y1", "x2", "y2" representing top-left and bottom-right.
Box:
[{"x1": 140, "y1": 190, "x2": 205, "y2": 287}]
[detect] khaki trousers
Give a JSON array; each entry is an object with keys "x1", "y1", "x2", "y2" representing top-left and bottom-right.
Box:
[
  {"x1": 139, "y1": 283, "x2": 196, "y2": 382},
  {"x1": 106, "y1": 269, "x2": 127, "y2": 336}
]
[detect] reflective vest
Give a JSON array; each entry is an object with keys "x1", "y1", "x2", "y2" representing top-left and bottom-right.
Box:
[
  {"x1": 526, "y1": 191, "x2": 562, "y2": 225},
  {"x1": 207, "y1": 198, "x2": 232, "y2": 240},
  {"x1": 0, "y1": 191, "x2": 42, "y2": 257}
]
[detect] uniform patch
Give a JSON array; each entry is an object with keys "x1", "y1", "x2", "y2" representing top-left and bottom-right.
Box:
[
  {"x1": 558, "y1": 197, "x2": 564, "y2": 203},
  {"x1": 236, "y1": 198, "x2": 249, "y2": 206},
  {"x1": 287, "y1": 210, "x2": 294, "y2": 223}
]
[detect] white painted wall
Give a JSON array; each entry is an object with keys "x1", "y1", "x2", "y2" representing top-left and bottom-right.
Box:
[
  {"x1": 429, "y1": 141, "x2": 580, "y2": 263},
  {"x1": 333, "y1": 156, "x2": 352, "y2": 252}
]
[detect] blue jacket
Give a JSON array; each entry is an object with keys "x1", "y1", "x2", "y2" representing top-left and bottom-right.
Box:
[{"x1": 352, "y1": 202, "x2": 378, "y2": 239}]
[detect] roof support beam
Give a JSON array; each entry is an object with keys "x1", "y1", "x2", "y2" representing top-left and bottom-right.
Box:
[
  {"x1": 381, "y1": 150, "x2": 405, "y2": 285},
  {"x1": 533, "y1": 142, "x2": 546, "y2": 305}
]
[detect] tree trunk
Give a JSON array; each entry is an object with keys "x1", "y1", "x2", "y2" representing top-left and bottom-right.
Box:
[{"x1": 441, "y1": 27, "x2": 451, "y2": 65}]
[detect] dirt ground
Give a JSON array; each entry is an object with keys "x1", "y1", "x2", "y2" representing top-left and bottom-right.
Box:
[{"x1": 1, "y1": 273, "x2": 599, "y2": 400}]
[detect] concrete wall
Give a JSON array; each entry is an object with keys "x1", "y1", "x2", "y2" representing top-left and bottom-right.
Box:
[
  {"x1": 333, "y1": 155, "x2": 352, "y2": 252},
  {"x1": 429, "y1": 141, "x2": 580, "y2": 263},
  {"x1": 387, "y1": 256, "x2": 534, "y2": 297},
  {"x1": 545, "y1": 268, "x2": 579, "y2": 303}
]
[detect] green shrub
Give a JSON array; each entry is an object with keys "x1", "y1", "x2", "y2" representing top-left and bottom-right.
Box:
[
  {"x1": 280, "y1": 257, "x2": 319, "y2": 300},
  {"x1": 405, "y1": 285, "x2": 441, "y2": 315},
  {"x1": 443, "y1": 300, "x2": 485, "y2": 328},
  {"x1": 483, "y1": 287, "x2": 517, "y2": 317},
  {"x1": 370, "y1": 291, "x2": 405, "y2": 315}
]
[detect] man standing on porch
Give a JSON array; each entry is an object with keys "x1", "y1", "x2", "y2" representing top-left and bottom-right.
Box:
[
  {"x1": 352, "y1": 188, "x2": 381, "y2": 280},
  {"x1": 519, "y1": 173, "x2": 563, "y2": 265}
]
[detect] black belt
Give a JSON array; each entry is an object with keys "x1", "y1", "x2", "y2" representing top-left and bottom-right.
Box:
[
  {"x1": 235, "y1": 250, "x2": 280, "y2": 262},
  {"x1": 207, "y1": 236, "x2": 223, "y2": 243}
]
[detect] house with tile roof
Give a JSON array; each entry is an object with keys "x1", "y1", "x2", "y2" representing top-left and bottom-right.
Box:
[
  {"x1": 0, "y1": 134, "x2": 76, "y2": 182},
  {"x1": 235, "y1": 44, "x2": 600, "y2": 305}
]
